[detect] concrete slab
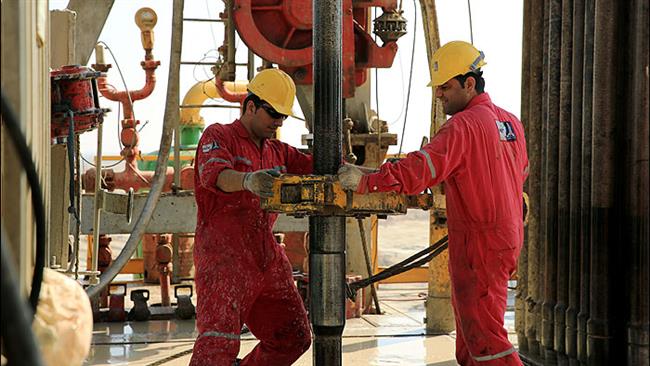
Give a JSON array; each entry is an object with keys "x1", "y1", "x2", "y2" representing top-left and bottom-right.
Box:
[{"x1": 85, "y1": 284, "x2": 518, "y2": 365}]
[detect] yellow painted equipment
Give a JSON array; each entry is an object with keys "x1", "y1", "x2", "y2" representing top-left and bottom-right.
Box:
[{"x1": 261, "y1": 175, "x2": 440, "y2": 217}]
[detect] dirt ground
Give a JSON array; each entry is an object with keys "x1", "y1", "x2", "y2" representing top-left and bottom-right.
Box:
[{"x1": 376, "y1": 209, "x2": 431, "y2": 267}]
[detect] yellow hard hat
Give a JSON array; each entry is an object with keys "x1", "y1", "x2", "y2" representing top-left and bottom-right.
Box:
[
  {"x1": 247, "y1": 68, "x2": 296, "y2": 116},
  {"x1": 428, "y1": 41, "x2": 486, "y2": 87}
]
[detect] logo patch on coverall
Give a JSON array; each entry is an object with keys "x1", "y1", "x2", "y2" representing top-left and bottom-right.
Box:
[
  {"x1": 495, "y1": 121, "x2": 517, "y2": 141},
  {"x1": 201, "y1": 141, "x2": 220, "y2": 153}
]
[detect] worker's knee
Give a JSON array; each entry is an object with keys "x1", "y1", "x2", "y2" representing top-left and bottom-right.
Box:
[
  {"x1": 295, "y1": 327, "x2": 312, "y2": 355},
  {"x1": 281, "y1": 321, "x2": 312, "y2": 355},
  {"x1": 189, "y1": 335, "x2": 240, "y2": 366}
]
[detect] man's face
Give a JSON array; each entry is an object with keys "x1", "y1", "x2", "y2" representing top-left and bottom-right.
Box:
[
  {"x1": 249, "y1": 102, "x2": 287, "y2": 140},
  {"x1": 434, "y1": 77, "x2": 474, "y2": 116}
]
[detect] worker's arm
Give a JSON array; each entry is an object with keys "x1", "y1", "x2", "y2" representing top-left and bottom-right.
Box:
[
  {"x1": 216, "y1": 168, "x2": 280, "y2": 197},
  {"x1": 342, "y1": 119, "x2": 467, "y2": 194},
  {"x1": 214, "y1": 169, "x2": 247, "y2": 192}
]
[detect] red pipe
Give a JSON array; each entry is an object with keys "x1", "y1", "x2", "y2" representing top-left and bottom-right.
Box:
[
  {"x1": 156, "y1": 234, "x2": 173, "y2": 307},
  {"x1": 97, "y1": 59, "x2": 160, "y2": 120},
  {"x1": 84, "y1": 58, "x2": 175, "y2": 194},
  {"x1": 214, "y1": 76, "x2": 247, "y2": 104}
]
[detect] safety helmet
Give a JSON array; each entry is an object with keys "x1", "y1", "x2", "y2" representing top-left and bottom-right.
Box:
[
  {"x1": 247, "y1": 68, "x2": 296, "y2": 117},
  {"x1": 428, "y1": 41, "x2": 486, "y2": 87}
]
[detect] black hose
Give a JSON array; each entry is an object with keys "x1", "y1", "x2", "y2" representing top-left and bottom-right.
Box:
[
  {"x1": 346, "y1": 235, "x2": 448, "y2": 300},
  {"x1": 66, "y1": 110, "x2": 80, "y2": 222},
  {"x1": 1, "y1": 227, "x2": 45, "y2": 366},
  {"x1": 0, "y1": 89, "x2": 46, "y2": 317}
]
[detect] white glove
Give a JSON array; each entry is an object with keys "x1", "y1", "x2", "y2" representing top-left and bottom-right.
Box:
[
  {"x1": 243, "y1": 169, "x2": 281, "y2": 197},
  {"x1": 337, "y1": 163, "x2": 364, "y2": 191}
]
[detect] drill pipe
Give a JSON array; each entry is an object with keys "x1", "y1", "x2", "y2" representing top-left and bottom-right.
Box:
[
  {"x1": 554, "y1": 0, "x2": 573, "y2": 363},
  {"x1": 311, "y1": 0, "x2": 346, "y2": 365}
]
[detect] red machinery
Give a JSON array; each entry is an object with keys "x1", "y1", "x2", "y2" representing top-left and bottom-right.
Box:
[
  {"x1": 50, "y1": 65, "x2": 109, "y2": 142},
  {"x1": 232, "y1": 0, "x2": 406, "y2": 97}
]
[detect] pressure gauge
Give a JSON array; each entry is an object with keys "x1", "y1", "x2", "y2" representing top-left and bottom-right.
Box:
[{"x1": 135, "y1": 7, "x2": 157, "y2": 31}]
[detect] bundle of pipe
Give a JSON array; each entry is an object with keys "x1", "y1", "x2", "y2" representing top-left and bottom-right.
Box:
[{"x1": 516, "y1": 0, "x2": 649, "y2": 365}]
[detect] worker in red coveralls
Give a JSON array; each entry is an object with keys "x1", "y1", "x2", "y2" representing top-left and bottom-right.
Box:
[
  {"x1": 190, "y1": 69, "x2": 312, "y2": 366},
  {"x1": 338, "y1": 41, "x2": 528, "y2": 366}
]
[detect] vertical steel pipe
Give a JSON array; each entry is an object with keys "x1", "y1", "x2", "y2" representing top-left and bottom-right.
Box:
[
  {"x1": 526, "y1": 0, "x2": 546, "y2": 357},
  {"x1": 555, "y1": 1, "x2": 573, "y2": 364},
  {"x1": 516, "y1": 0, "x2": 532, "y2": 352},
  {"x1": 625, "y1": 0, "x2": 649, "y2": 364},
  {"x1": 566, "y1": 1, "x2": 585, "y2": 365},
  {"x1": 539, "y1": 0, "x2": 551, "y2": 359},
  {"x1": 577, "y1": 0, "x2": 594, "y2": 363},
  {"x1": 587, "y1": 0, "x2": 618, "y2": 363},
  {"x1": 311, "y1": 0, "x2": 345, "y2": 365},
  {"x1": 542, "y1": 0, "x2": 562, "y2": 363}
]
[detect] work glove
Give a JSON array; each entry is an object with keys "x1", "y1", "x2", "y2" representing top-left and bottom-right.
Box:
[
  {"x1": 242, "y1": 169, "x2": 281, "y2": 198},
  {"x1": 337, "y1": 163, "x2": 364, "y2": 191}
]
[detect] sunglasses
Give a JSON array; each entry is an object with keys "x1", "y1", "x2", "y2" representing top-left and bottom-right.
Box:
[{"x1": 259, "y1": 103, "x2": 288, "y2": 120}]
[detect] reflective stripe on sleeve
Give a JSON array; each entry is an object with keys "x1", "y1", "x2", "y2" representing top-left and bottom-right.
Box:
[
  {"x1": 472, "y1": 347, "x2": 516, "y2": 362},
  {"x1": 199, "y1": 157, "x2": 231, "y2": 175},
  {"x1": 233, "y1": 156, "x2": 252, "y2": 166},
  {"x1": 417, "y1": 149, "x2": 436, "y2": 179},
  {"x1": 199, "y1": 331, "x2": 240, "y2": 341}
]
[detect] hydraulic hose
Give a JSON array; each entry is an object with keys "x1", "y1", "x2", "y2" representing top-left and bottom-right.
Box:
[
  {"x1": 347, "y1": 235, "x2": 449, "y2": 300},
  {"x1": 1, "y1": 228, "x2": 45, "y2": 366},
  {"x1": 86, "y1": 0, "x2": 184, "y2": 298},
  {"x1": 0, "y1": 89, "x2": 46, "y2": 318}
]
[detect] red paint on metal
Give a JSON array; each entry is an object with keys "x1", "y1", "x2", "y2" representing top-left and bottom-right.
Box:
[
  {"x1": 233, "y1": 0, "x2": 399, "y2": 97},
  {"x1": 156, "y1": 234, "x2": 173, "y2": 307},
  {"x1": 83, "y1": 56, "x2": 179, "y2": 196},
  {"x1": 214, "y1": 77, "x2": 247, "y2": 104},
  {"x1": 97, "y1": 234, "x2": 113, "y2": 308},
  {"x1": 176, "y1": 233, "x2": 195, "y2": 278},
  {"x1": 50, "y1": 65, "x2": 107, "y2": 140},
  {"x1": 142, "y1": 234, "x2": 160, "y2": 283}
]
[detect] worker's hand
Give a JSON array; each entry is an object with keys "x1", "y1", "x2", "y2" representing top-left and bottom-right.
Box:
[
  {"x1": 242, "y1": 169, "x2": 281, "y2": 197},
  {"x1": 337, "y1": 163, "x2": 364, "y2": 191}
]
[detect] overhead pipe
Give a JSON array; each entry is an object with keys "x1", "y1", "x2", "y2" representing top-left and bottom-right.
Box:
[
  {"x1": 555, "y1": 0, "x2": 573, "y2": 363},
  {"x1": 179, "y1": 80, "x2": 248, "y2": 126},
  {"x1": 587, "y1": 0, "x2": 618, "y2": 363},
  {"x1": 626, "y1": 0, "x2": 649, "y2": 363},
  {"x1": 213, "y1": 77, "x2": 247, "y2": 104},
  {"x1": 577, "y1": 0, "x2": 595, "y2": 363},
  {"x1": 541, "y1": 0, "x2": 562, "y2": 363},
  {"x1": 86, "y1": 0, "x2": 184, "y2": 299},
  {"x1": 515, "y1": 0, "x2": 532, "y2": 352},
  {"x1": 311, "y1": 0, "x2": 346, "y2": 364},
  {"x1": 566, "y1": 1, "x2": 585, "y2": 364}
]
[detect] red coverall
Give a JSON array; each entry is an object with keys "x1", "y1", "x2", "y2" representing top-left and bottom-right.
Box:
[
  {"x1": 190, "y1": 120, "x2": 313, "y2": 365},
  {"x1": 357, "y1": 93, "x2": 528, "y2": 365}
]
